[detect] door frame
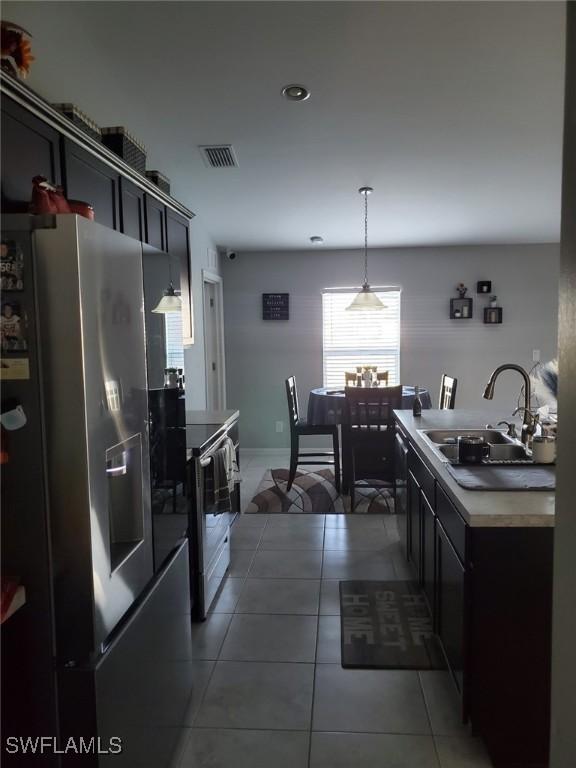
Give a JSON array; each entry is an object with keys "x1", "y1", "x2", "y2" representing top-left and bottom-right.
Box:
[{"x1": 202, "y1": 270, "x2": 226, "y2": 410}]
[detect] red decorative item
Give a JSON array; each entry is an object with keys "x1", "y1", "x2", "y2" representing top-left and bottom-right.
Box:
[
  {"x1": 68, "y1": 200, "x2": 95, "y2": 220},
  {"x1": 30, "y1": 177, "x2": 93, "y2": 219},
  {"x1": 1, "y1": 579, "x2": 26, "y2": 623},
  {"x1": 0, "y1": 428, "x2": 9, "y2": 465},
  {"x1": 49, "y1": 185, "x2": 71, "y2": 214},
  {"x1": 30, "y1": 176, "x2": 58, "y2": 214}
]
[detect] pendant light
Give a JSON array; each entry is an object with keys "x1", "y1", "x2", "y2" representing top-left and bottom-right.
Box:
[
  {"x1": 346, "y1": 186, "x2": 386, "y2": 311},
  {"x1": 152, "y1": 282, "x2": 182, "y2": 313}
]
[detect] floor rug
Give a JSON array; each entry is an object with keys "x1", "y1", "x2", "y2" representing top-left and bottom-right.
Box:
[
  {"x1": 245, "y1": 468, "x2": 394, "y2": 515},
  {"x1": 339, "y1": 580, "x2": 445, "y2": 669}
]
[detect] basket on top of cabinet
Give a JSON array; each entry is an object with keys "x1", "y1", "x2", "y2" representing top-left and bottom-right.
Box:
[{"x1": 101, "y1": 127, "x2": 147, "y2": 173}]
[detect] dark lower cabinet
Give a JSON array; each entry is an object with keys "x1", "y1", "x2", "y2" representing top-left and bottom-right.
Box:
[
  {"x1": 63, "y1": 140, "x2": 119, "y2": 229},
  {"x1": 120, "y1": 177, "x2": 145, "y2": 241},
  {"x1": 435, "y1": 520, "x2": 465, "y2": 692},
  {"x1": 144, "y1": 194, "x2": 167, "y2": 251},
  {"x1": 394, "y1": 431, "x2": 409, "y2": 552},
  {"x1": 469, "y1": 528, "x2": 553, "y2": 768},
  {"x1": 1, "y1": 95, "x2": 62, "y2": 212},
  {"x1": 166, "y1": 208, "x2": 193, "y2": 345},
  {"x1": 407, "y1": 470, "x2": 420, "y2": 575},
  {"x1": 400, "y1": 428, "x2": 553, "y2": 768},
  {"x1": 421, "y1": 493, "x2": 436, "y2": 614}
]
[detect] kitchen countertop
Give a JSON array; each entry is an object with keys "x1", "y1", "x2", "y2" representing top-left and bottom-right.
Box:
[
  {"x1": 394, "y1": 409, "x2": 555, "y2": 528},
  {"x1": 185, "y1": 409, "x2": 240, "y2": 457}
]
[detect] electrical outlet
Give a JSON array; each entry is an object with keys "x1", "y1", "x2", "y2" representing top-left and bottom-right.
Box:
[
  {"x1": 532, "y1": 349, "x2": 541, "y2": 363},
  {"x1": 275, "y1": 421, "x2": 284, "y2": 433}
]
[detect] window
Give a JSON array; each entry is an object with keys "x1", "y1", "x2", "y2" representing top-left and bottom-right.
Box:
[
  {"x1": 164, "y1": 312, "x2": 185, "y2": 370},
  {"x1": 322, "y1": 289, "x2": 401, "y2": 388}
]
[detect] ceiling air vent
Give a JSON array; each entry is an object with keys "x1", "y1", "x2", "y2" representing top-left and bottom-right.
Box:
[{"x1": 199, "y1": 145, "x2": 238, "y2": 169}]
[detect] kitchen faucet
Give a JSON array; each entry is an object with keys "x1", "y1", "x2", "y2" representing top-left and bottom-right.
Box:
[{"x1": 483, "y1": 364, "x2": 537, "y2": 448}]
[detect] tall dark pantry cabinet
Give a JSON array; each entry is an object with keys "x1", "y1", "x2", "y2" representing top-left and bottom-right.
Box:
[{"x1": 1, "y1": 73, "x2": 195, "y2": 767}]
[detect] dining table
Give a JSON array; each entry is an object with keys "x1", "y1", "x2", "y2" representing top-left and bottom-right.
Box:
[{"x1": 307, "y1": 385, "x2": 433, "y2": 426}]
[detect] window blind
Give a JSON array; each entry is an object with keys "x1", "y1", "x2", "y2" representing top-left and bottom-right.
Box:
[
  {"x1": 164, "y1": 312, "x2": 185, "y2": 370},
  {"x1": 322, "y1": 289, "x2": 401, "y2": 389}
]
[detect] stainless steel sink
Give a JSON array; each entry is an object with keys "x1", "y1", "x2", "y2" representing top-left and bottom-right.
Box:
[
  {"x1": 418, "y1": 428, "x2": 531, "y2": 464},
  {"x1": 421, "y1": 429, "x2": 513, "y2": 445},
  {"x1": 436, "y1": 443, "x2": 530, "y2": 462}
]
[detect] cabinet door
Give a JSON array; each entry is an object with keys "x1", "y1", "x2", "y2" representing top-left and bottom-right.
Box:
[
  {"x1": 421, "y1": 493, "x2": 436, "y2": 613},
  {"x1": 1, "y1": 95, "x2": 62, "y2": 212},
  {"x1": 120, "y1": 177, "x2": 145, "y2": 241},
  {"x1": 436, "y1": 520, "x2": 465, "y2": 690},
  {"x1": 63, "y1": 140, "x2": 119, "y2": 229},
  {"x1": 407, "y1": 470, "x2": 421, "y2": 578},
  {"x1": 144, "y1": 194, "x2": 167, "y2": 251},
  {"x1": 166, "y1": 209, "x2": 194, "y2": 345},
  {"x1": 394, "y1": 431, "x2": 408, "y2": 550}
]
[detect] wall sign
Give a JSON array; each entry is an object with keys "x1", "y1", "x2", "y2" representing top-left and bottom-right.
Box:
[{"x1": 262, "y1": 293, "x2": 289, "y2": 320}]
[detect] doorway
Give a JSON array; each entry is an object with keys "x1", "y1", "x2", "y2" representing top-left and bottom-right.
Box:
[{"x1": 202, "y1": 270, "x2": 226, "y2": 411}]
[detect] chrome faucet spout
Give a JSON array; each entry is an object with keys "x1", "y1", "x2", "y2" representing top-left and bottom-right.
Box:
[{"x1": 483, "y1": 364, "x2": 533, "y2": 446}]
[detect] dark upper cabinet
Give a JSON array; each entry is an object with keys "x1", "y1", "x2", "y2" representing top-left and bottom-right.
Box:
[
  {"x1": 144, "y1": 194, "x2": 167, "y2": 251},
  {"x1": 63, "y1": 140, "x2": 119, "y2": 230},
  {"x1": 166, "y1": 208, "x2": 193, "y2": 346},
  {"x1": 142, "y1": 245, "x2": 171, "y2": 389},
  {"x1": 1, "y1": 95, "x2": 62, "y2": 212},
  {"x1": 120, "y1": 178, "x2": 145, "y2": 242}
]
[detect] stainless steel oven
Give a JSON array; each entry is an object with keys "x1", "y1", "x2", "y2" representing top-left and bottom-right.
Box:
[{"x1": 187, "y1": 413, "x2": 240, "y2": 619}]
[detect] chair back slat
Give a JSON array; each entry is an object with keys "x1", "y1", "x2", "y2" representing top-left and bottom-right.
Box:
[
  {"x1": 344, "y1": 385, "x2": 403, "y2": 430},
  {"x1": 439, "y1": 374, "x2": 457, "y2": 410},
  {"x1": 285, "y1": 376, "x2": 300, "y2": 428}
]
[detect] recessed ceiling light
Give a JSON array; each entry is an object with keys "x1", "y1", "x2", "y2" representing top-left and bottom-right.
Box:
[
  {"x1": 310, "y1": 236, "x2": 324, "y2": 244},
  {"x1": 282, "y1": 84, "x2": 310, "y2": 102}
]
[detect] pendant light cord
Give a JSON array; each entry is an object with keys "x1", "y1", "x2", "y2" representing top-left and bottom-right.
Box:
[{"x1": 363, "y1": 191, "x2": 369, "y2": 286}]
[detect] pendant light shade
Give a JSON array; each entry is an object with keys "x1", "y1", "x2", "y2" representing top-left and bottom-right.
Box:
[
  {"x1": 346, "y1": 187, "x2": 386, "y2": 311},
  {"x1": 346, "y1": 284, "x2": 387, "y2": 310},
  {"x1": 152, "y1": 283, "x2": 182, "y2": 313}
]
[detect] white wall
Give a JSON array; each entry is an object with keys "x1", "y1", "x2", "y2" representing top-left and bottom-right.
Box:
[
  {"x1": 184, "y1": 218, "x2": 221, "y2": 410},
  {"x1": 223, "y1": 244, "x2": 560, "y2": 449}
]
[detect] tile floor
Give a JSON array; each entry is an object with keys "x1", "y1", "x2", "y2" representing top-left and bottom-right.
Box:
[{"x1": 171, "y1": 452, "x2": 493, "y2": 767}]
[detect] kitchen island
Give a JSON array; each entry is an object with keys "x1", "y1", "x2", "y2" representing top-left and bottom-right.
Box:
[{"x1": 394, "y1": 409, "x2": 554, "y2": 768}]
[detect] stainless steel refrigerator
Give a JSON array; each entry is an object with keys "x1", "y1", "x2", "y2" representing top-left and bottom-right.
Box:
[{"x1": 1, "y1": 215, "x2": 193, "y2": 766}]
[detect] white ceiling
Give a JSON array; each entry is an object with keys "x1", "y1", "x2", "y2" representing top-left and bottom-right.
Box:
[{"x1": 4, "y1": 1, "x2": 566, "y2": 250}]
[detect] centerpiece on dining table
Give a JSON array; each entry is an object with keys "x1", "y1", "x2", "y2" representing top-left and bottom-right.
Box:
[{"x1": 345, "y1": 367, "x2": 389, "y2": 387}]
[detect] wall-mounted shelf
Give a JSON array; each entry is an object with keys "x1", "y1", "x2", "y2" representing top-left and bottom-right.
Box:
[
  {"x1": 450, "y1": 297, "x2": 473, "y2": 319},
  {"x1": 484, "y1": 307, "x2": 503, "y2": 324}
]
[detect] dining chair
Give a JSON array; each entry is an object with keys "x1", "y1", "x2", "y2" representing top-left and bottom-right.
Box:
[
  {"x1": 439, "y1": 374, "x2": 457, "y2": 410},
  {"x1": 285, "y1": 376, "x2": 341, "y2": 492},
  {"x1": 345, "y1": 372, "x2": 358, "y2": 386},
  {"x1": 376, "y1": 371, "x2": 389, "y2": 385},
  {"x1": 343, "y1": 385, "x2": 403, "y2": 511}
]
